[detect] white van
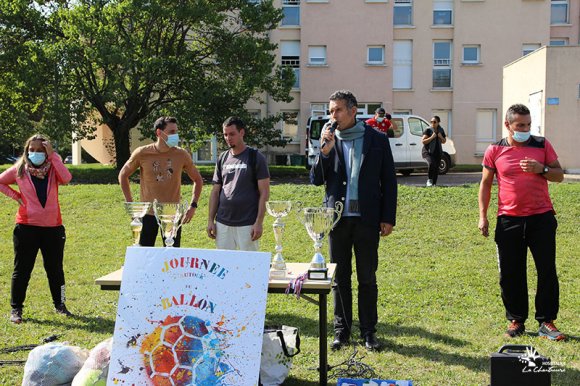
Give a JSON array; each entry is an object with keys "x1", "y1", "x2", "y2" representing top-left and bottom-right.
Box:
[{"x1": 305, "y1": 114, "x2": 457, "y2": 175}]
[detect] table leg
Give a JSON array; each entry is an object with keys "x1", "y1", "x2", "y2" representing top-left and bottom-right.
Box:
[{"x1": 319, "y1": 293, "x2": 328, "y2": 385}]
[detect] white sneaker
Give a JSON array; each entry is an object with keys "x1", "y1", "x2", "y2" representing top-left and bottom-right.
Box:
[{"x1": 426, "y1": 179, "x2": 433, "y2": 187}]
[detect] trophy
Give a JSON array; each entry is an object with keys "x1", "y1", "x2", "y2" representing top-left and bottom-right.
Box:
[
  {"x1": 152, "y1": 200, "x2": 188, "y2": 248},
  {"x1": 265, "y1": 201, "x2": 300, "y2": 279},
  {"x1": 124, "y1": 202, "x2": 152, "y2": 246},
  {"x1": 300, "y1": 202, "x2": 343, "y2": 280}
]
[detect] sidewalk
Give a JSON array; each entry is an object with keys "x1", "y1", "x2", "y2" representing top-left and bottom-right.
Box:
[{"x1": 563, "y1": 173, "x2": 580, "y2": 183}]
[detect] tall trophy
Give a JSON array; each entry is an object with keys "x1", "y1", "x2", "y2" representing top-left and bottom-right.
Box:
[
  {"x1": 300, "y1": 202, "x2": 343, "y2": 280},
  {"x1": 152, "y1": 200, "x2": 187, "y2": 248},
  {"x1": 265, "y1": 201, "x2": 300, "y2": 279},
  {"x1": 124, "y1": 202, "x2": 152, "y2": 246}
]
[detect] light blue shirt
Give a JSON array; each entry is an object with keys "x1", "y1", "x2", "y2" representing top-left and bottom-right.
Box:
[{"x1": 341, "y1": 140, "x2": 361, "y2": 217}]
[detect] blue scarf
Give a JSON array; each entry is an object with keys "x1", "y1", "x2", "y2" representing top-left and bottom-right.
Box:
[{"x1": 335, "y1": 121, "x2": 366, "y2": 212}]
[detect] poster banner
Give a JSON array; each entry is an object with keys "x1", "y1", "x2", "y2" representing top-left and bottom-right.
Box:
[{"x1": 107, "y1": 247, "x2": 271, "y2": 385}]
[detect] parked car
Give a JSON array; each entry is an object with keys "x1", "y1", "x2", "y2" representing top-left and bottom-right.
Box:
[
  {"x1": 64, "y1": 155, "x2": 73, "y2": 164},
  {"x1": 1, "y1": 155, "x2": 18, "y2": 164},
  {"x1": 305, "y1": 114, "x2": 456, "y2": 175}
]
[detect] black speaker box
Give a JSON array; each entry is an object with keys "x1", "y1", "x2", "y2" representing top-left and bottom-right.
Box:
[{"x1": 490, "y1": 345, "x2": 551, "y2": 386}]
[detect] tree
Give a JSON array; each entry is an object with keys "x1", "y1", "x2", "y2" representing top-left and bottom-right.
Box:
[{"x1": 0, "y1": 0, "x2": 294, "y2": 168}]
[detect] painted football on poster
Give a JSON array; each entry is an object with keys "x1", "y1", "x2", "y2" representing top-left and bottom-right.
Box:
[{"x1": 107, "y1": 247, "x2": 270, "y2": 385}]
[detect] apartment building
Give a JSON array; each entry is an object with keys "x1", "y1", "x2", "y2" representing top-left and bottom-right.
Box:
[{"x1": 252, "y1": 0, "x2": 580, "y2": 165}]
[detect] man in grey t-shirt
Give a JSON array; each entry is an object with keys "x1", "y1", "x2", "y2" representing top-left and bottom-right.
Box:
[{"x1": 207, "y1": 116, "x2": 270, "y2": 251}]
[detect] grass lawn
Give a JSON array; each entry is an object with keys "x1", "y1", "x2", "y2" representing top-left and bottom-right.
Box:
[{"x1": 0, "y1": 181, "x2": 578, "y2": 385}]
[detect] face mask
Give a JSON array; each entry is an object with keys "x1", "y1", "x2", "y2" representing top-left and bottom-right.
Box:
[
  {"x1": 376, "y1": 117, "x2": 384, "y2": 123},
  {"x1": 165, "y1": 133, "x2": 179, "y2": 147},
  {"x1": 28, "y1": 152, "x2": 46, "y2": 166},
  {"x1": 512, "y1": 130, "x2": 531, "y2": 143}
]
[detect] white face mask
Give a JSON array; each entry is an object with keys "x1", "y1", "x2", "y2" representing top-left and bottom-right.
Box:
[
  {"x1": 376, "y1": 117, "x2": 384, "y2": 123},
  {"x1": 512, "y1": 130, "x2": 531, "y2": 143},
  {"x1": 164, "y1": 133, "x2": 179, "y2": 147},
  {"x1": 28, "y1": 152, "x2": 46, "y2": 166}
]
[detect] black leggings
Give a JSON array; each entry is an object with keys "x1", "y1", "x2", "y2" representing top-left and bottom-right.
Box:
[
  {"x1": 11, "y1": 224, "x2": 66, "y2": 309},
  {"x1": 495, "y1": 212, "x2": 559, "y2": 323},
  {"x1": 424, "y1": 153, "x2": 441, "y2": 184}
]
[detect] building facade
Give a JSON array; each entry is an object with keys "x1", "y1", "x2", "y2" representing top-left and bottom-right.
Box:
[
  {"x1": 503, "y1": 45, "x2": 580, "y2": 172},
  {"x1": 254, "y1": 0, "x2": 579, "y2": 166}
]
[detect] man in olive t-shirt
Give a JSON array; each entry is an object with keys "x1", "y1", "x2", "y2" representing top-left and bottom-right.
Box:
[{"x1": 119, "y1": 116, "x2": 203, "y2": 247}]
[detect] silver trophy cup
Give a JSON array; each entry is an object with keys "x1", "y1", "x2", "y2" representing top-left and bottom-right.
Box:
[
  {"x1": 124, "y1": 202, "x2": 152, "y2": 246},
  {"x1": 300, "y1": 202, "x2": 343, "y2": 280},
  {"x1": 266, "y1": 201, "x2": 301, "y2": 279},
  {"x1": 152, "y1": 200, "x2": 187, "y2": 248}
]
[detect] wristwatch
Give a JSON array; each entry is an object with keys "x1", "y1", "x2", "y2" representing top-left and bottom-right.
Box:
[
  {"x1": 190, "y1": 201, "x2": 198, "y2": 208},
  {"x1": 541, "y1": 166, "x2": 549, "y2": 174}
]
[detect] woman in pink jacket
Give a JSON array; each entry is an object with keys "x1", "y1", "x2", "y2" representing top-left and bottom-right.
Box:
[{"x1": 0, "y1": 134, "x2": 73, "y2": 324}]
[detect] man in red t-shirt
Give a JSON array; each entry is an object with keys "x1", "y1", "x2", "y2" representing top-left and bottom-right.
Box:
[
  {"x1": 365, "y1": 108, "x2": 393, "y2": 137},
  {"x1": 478, "y1": 103, "x2": 565, "y2": 341}
]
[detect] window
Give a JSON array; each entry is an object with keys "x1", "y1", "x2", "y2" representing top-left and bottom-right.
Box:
[
  {"x1": 308, "y1": 46, "x2": 326, "y2": 65},
  {"x1": 433, "y1": 41, "x2": 452, "y2": 88},
  {"x1": 462, "y1": 45, "x2": 480, "y2": 64},
  {"x1": 357, "y1": 103, "x2": 382, "y2": 115},
  {"x1": 281, "y1": 41, "x2": 300, "y2": 89},
  {"x1": 282, "y1": 0, "x2": 300, "y2": 26},
  {"x1": 310, "y1": 103, "x2": 328, "y2": 116},
  {"x1": 549, "y1": 39, "x2": 568, "y2": 46},
  {"x1": 551, "y1": 0, "x2": 568, "y2": 24},
  {"x1": 433, "y1": 0, "x2": 453, "y2": 25},
  {"x1": 394, "y1": 0, "x2": 413, "y2": 26},
  {"x1": 475, "y1": 110, "x2": 497, "y2": 155},
  {"x1": 281, "y1": 111, "x2": 299, "y2": 140},
  {"x1": 393, "y1": 40, "x2": 413, "y2": 89},
  {"x1": 522, "y1": 43, "x2": 540, "y2": 56},
  {"x1": 408, "y1": 117, "x2": 428, "y2": 136},
  {"x1": 367, "y1": 46, "x2": 385, "y2": 64},
  {"x1": 389, "y1": 118, "x2": 404, "y2": 138}
]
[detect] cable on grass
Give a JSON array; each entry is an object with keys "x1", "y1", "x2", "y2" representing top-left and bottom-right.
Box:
[
  {"x1": 328, "y1": 346, "x2": 377, "y2": 379},
  {"x1": 0, "y1": 359, "x2": 26, "y2": 366},
  {"x1": 0, "y1": 334, "x2": 60, "y2": 354}
]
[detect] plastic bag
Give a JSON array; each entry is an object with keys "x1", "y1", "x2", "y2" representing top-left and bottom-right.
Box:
[
  {"x1": 72, "y1": 338, "x2": 113, "y2": 386},
  {"x1": 22, "y1": 342, "x2": 89, "y2": 386},
  {"x1": 260, "y1": 325, "x2": 301, "y2": 386}
]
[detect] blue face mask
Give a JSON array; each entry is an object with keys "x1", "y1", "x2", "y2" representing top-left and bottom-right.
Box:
[
  {"x1": 28, "y1": 152, "x2": 46, "y2": 166},
  {"x1": 165, "y1": 133, "x2": 179, "y2": 147},
  {"x1": 512, "y1": 130, "x2": 531, "y2": 143}
]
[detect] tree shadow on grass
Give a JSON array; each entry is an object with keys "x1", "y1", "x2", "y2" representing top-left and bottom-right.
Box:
[
  {"x1": 26, "y1": 314, "x2": 115, "y2": 334},
  {"x1": 375, "y1": 321, "x2": 469, "y2": 347},
  {"x1": 381, "y1": 338, "x2": 488, "y2": 374},
  {"x1": 264, "y1": 312, "x2": 321, "y2": 339}
]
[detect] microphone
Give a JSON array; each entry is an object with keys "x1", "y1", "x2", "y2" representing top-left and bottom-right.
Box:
[{"x1": 321, "y1": 121, "x2": 338, "y2": 149}]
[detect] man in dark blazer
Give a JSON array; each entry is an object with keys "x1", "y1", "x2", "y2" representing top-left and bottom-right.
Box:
[{"x1": 311, "y1": 90, "x2": 397, "y2": 351}]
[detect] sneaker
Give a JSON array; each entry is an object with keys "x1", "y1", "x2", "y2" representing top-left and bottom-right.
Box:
[
  {"x1": 539, "y1": 321, "x2": 565, "y2": 341},
  {"x1": 55, "y1": 304, "x2": 73, "y2": 317},
  {"x1": 505, "y1": 320, "x2": 525, "y2": 338},
  {"x1": 426, "y1": 179, "x2": 434, "y2": 187},
  {"x1": 10, "y1": 308, "x2": 23, "y2": 324}
]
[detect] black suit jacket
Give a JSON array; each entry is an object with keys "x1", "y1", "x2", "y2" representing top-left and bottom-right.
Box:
[{"x1": 310, "y1": 125, "x2": 397, "y2": 229}]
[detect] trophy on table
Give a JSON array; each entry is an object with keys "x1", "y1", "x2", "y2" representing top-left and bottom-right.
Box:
[
  {"x1": 124, "y1": 202, "x2": 152, "y2": 246},
  {"x1": 266, "y1": 201, "x2": 300, "y2": 279},
  {"x1": 152, "y1": 200, "x2": 188, "y2": 248},
  {"x1": 300, "y1": 202, "x2": 343, "y2": 280}
]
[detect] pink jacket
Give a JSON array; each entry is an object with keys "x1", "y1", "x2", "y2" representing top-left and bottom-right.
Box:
[{"x1": 0, "y1": 153, "x2": 72, "y2": 227}]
